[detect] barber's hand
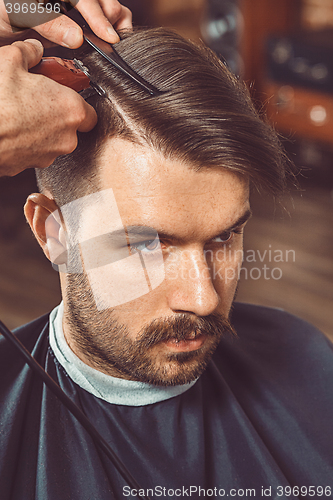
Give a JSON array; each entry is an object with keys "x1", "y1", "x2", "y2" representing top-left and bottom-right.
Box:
[
  {"x1": 0, "y1": 0, "x2": 132, "y2": 47},
  {"x1": 0, "y1": 39, "x2": 97, "y2": 176}
]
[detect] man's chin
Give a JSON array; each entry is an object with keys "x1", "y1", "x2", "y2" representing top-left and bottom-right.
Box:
[
  {"x1": 121, "y1": 336, "x2": 221, "y2": 387},
  {"x1": 133, "y1": 360, "x2": 208, "y2": 387}
]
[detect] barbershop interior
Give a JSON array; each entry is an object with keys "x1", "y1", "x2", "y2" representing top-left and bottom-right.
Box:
[{"x1": 0, "y1": 0, "x2": 332, "y2": 339}]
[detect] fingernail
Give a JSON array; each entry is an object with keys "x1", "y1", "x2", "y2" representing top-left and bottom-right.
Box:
[
  {"x1": 107, "y1": 26, "x2": 119, "y2": 42},
  {"x1": 63, "y1": 27, "x2": 81, "y2": 48},
  {"x1": 25, "y1": 38, "x2": 43, "y2": 48},
  {"x1": 24, "y1": 39, "x2": 43, "y2": 51}
]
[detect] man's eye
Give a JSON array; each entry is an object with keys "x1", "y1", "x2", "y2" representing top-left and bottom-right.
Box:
[
  {"x1": 131, "y1": 238, "x2": 160, "y2": 253},
  {"x1": 212, "y1": 231, "x2": 233, "y2": 243}
]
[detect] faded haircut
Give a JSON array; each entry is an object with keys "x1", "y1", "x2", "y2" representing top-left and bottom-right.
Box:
[{"x1": 36, "y1": 27, "x2": 291, "y2": 207}]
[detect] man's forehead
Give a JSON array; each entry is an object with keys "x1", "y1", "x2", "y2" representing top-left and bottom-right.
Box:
[
  {"x1": 97, "y1": 137, "x2": 249, "y2": 204},
  {"x1": 88, "y1": 138, "x2": 251, "y2": 243}
]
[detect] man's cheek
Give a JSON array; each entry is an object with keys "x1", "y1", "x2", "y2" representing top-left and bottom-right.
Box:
[
  {"x1": 45, "y1": 188, "x2": 166, "y2": 311},
  {"x1": 86, "y1": 250, "x2": 165, "y2": 312},
  {"x1": 206, "y1": 244, "x2": 243, "y2": 284},
  {"x1": 225, "y1": 246, "x2": 244, "y2": 284}
]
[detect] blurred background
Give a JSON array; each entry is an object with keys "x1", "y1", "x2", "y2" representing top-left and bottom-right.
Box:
[{"x1": 0, "y1": 0, "x2": 332, "y2": 339}]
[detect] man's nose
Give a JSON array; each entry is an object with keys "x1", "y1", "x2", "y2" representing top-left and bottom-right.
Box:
[{"x1": 166, "y1": 248, "x2": 220, "y2": 316}]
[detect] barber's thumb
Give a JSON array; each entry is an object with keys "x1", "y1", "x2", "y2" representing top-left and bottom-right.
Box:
[
  {"x1": 13, "y1": 39, "x2": 44, "y2": 70},
  {"x1": 77, "y1": 101, "x2": 98, "y2": 133}
]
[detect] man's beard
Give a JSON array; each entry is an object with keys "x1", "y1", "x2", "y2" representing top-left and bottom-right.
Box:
[{"x1": 65, "y1": 273, "x2": 236, "y2": 386}]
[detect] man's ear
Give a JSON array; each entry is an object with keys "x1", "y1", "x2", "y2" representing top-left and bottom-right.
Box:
[{"x1": 24, "y1": 193, "x2": 67, "y2": 268}]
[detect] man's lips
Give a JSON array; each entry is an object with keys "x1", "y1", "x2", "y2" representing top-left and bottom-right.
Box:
[{"x1": 163, "y1": 334, "x2": 207, "y2": 352}]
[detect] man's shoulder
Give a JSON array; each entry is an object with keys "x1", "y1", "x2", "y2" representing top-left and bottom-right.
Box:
[
  {"x1": 214, "y1": 302, "x2": 333, "y2": 384},
  {"x1": 231, "y1": 301, "x2": 330, "y2": 346}
]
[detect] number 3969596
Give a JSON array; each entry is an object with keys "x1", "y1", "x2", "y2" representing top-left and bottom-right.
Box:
[{"x1": 5, "y1": 2, "x2": 60, "y2": 14}]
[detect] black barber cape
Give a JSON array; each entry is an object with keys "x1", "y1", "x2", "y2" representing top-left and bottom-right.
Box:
[{"x1": 1, "y1": 303, "x2": 333, "y2": 500}]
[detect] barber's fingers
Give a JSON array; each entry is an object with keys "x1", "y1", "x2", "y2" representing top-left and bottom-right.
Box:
[
  {"x1": 10, "y1": 39, "x2": 44, "y2": 70},
  {"x1": 70, "y1": 0, "x2": 132, "y2": 43},
  {"x1": 0, "y1": 1, "x2": 14, "y2": 35},
  {"x1": 23, "y1": 0, "x2": 133, "y2": 48},
  {"x1": 112, "y1": 6, "x2": 132, "y2": 32},
  {"x1": 51, "y1": 84, "x2": 98, "y2": 134},
  {"x1": 77, "y1": 99, "x2": 98, "y2": 133},
  {"x1": 0, "y1": 0, "x2": 82, "y2": 47},
  {"x1": 1, "y1": 0, "x2": 132, "y2": 48},
  {"x1": 32, "y1": 14, "x2": 83, "y2": 48},
  {"x1": 9, "y1": 39, "x2": 98, "y2": 132},
  {"x1": 0, "y1": 1, "x2": 81, "y2": 46}
]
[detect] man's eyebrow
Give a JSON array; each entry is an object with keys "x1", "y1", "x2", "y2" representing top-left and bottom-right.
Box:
[
  {"x1": 106, "y1": 209, "x2": 252, "y2": 242},
  {"x1": 106, "y1": 226, "x2": 158, "y2": 240},
  {"x1": 201, "y1": 208, "x2": 252, "y2": 242},
  {"x1": 227, "y1": 208, "x2": 252, "y2": 232}
]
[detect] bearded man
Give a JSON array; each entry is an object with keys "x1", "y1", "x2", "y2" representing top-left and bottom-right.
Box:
[{"x1": 1, "y1": 27, "x2": 332, "y2": 500}]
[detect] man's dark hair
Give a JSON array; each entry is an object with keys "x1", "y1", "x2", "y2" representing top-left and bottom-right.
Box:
[{"x1": 36, "y1": 27, "x2": 290, "y2": 206}]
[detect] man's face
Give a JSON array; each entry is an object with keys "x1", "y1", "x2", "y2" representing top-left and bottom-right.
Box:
[{"x1": 61, "y1": 138, "x2": 251, "y2": 386}]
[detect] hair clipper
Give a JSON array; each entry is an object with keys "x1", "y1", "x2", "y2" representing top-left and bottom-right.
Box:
[{"x1": 29, "y1": 57, "x2": 106, "y2": 100}]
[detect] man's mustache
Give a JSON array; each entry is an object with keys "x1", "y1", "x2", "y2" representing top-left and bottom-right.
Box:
[{"x1": 136, "y1": 313, "x2": 236, "y2": 349}]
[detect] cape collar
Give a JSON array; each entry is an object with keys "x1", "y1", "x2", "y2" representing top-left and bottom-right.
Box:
[{"x1": 49, "y1": 303, "x2": 198, "y2": 406}]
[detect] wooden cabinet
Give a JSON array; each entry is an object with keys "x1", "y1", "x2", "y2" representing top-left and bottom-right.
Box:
[
  {"x1": 239, "y1": 0, "x2": 333, "y2": 145},
  {"x1": 265, "y1": 82, "x2": 333, "y2": 143}
]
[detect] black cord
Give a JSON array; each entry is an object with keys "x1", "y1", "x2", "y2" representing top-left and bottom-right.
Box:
[{"x1": 0, "y1": 319, "x2": 150, "y2": 500}]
